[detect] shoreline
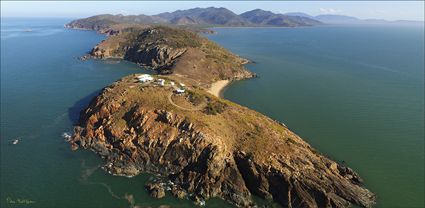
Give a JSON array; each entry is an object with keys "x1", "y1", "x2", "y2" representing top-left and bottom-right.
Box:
[
  {"x1": 207, "y1": 80, "x2": 230, "y2": 98},
  {"x1": 62, "y1": 22, "x2": 375, "y2": 206}
]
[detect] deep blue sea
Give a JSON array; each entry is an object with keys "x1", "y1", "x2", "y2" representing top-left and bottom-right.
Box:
[{"x1": 1, "y1": 18, "x2": 424, "y2": 207}]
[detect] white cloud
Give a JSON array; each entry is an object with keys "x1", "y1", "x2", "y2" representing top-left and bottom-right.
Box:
[{"x1": 319, "y1": 8, "x2": 342, "y2": 14}]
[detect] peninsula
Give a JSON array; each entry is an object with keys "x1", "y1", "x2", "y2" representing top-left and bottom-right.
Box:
[
  {"x1": 77, "y1": 26, "x2": 254, "y2": 90},
  {"x1": 66, "y1": 15, "x2": 375, "y2": 208}
]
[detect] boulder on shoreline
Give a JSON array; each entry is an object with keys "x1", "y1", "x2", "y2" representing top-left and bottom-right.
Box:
[{"x1": 146, "y1": 182, "x2": 166, "y2": 199}]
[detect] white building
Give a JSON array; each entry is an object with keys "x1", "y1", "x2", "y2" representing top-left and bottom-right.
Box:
[
  {"x1": 157, "y1": 79, "x2": 165, "y2": 86},
  {"x1": 137, "y1": 74, "x2": 153, "y2": 83},
  {"x1": 175, "y1": 88, "x2": 185, "y2": 94}
]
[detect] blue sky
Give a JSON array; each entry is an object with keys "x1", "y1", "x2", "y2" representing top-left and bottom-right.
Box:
[{"x1": 1, "y1": 1, "x2": 424, "y2": 21}]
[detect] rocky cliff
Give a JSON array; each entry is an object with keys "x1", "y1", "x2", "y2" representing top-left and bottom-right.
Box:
[
  {"x1": 84, "y1": 26, "x2": 255, "y2": 87},
  {"x1": 69, "y1": 75, "x2": 375, "y2": 207}
]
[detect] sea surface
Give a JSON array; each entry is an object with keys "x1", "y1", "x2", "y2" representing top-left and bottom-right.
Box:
[
  {"x1": 1, "y1": 18, "x2": 423, "y2": 208},
  {"x1": 208, "y1": 26, "x2": 424, "y2": 208}
]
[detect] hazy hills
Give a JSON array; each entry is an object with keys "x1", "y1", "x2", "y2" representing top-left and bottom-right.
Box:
[
  {"x1": 67, "y1": 7, "x2": 323, "y2": 29},
  {"x1": 240, "y1": 9, "x2": 321, "y2": 26},
  {"x1": 157, "y1": 7, "x2": 251, "y2": 26},
  {"x1": 66, "y1": 7, "x2": 423, "y2": 33},
  {"x1": 284, "y1": 12, "x2": 423, "y2": 25}
]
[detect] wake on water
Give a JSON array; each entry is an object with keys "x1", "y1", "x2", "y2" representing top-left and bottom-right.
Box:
[{"x1": 79, "y1": 158, "x2": 139, "y2": 207}]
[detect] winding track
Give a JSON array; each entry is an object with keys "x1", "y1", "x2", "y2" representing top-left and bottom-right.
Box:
[{"x1": 167, "y1": 92, "x2": 205, "y2": 111}]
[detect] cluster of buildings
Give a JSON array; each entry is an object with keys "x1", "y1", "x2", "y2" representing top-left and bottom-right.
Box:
[{"x1": 136, "y1": 74, "x2": 186, "y2": 94}]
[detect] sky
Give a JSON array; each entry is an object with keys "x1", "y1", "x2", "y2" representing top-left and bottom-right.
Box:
[{"x1": 1, "y1": 1, "x2": 424, "y2": 21}]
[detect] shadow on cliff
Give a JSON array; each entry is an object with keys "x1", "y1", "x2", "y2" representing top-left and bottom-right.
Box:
[{"x1": 68, "y1": 89, "x2": 102, "y2": 124}]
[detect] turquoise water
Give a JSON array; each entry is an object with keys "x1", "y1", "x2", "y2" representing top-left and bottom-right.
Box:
[
  {"x1": 208, "y1": 26, "x2": 424, "y2": 207},
  {"x1": 1, "y1": 18, "x2": 423, "y2": 208},
  {"x1": 1, "y1": 18, "x2": 222, "y2": 208}
]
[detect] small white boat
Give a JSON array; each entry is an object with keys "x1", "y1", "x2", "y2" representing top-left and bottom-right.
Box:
[{"x1": 12, "y1": 139, "x2": 19, "y2": 145}]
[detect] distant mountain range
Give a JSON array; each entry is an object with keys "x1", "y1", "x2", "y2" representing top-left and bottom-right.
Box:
[
  {"x1": 239, "y1": 9, "x2": 321, "y2": 26},
  {"x1": 284, "y1": 12, "x2": 423, "y2": 25},
  {"x1": 66, "y1": 7, "x2": 323, "y2": 30},
  {"x1": 66, "y1": 7, "x2": 423, "y2": 31}
]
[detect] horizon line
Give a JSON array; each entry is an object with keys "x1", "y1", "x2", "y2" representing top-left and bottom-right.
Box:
[{"x1": 1, "y1": 6, "x2": 424, "y2": 22}]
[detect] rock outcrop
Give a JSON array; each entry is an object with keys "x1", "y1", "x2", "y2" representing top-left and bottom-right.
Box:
[
  {"x1": 91, "y1": 41, "x2": 186, "y2": 72},
  {"x1": 84, "y1": 26, "x2": 255, "y2": 87},
  {"x1": 69, "y1": 75, "x2": 375, "y2": 207},
  {"x1": 146, "y1": 183, "x2": 166, "y2": 199},
  {"x1": 67, "y1": 18, "x2": 373, "y2": 208}
]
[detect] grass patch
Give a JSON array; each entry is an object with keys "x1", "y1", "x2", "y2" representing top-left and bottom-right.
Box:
[
  {"x1": 204, "y1": 100, "x2": 227, "y2": 115},
  {"x1": 134, "y1": 26, "x2": 202, "y2": 49},
  {"x1": 187, "y1": 90, "x2": 205, "y2": 106}
]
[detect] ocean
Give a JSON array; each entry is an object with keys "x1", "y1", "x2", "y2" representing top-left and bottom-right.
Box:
[{"x1": 1, "y1": 18, "x2": 424, "y2": 207}]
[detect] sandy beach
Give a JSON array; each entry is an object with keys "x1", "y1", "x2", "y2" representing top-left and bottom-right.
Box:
[{"x1": 207, "y1": 80, "x2": 230, "y2": 98}]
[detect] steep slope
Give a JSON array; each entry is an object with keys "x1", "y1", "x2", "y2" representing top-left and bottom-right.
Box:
[
  {"x1": 240, "y1": 9, "x2": 322, "y2": 26},
  {"x1": 85, "y1": 26, "x2": 254, "y2": 87},
  {"x1": 69, "y1": 75, "x2": 376, "y2": 207},
  {"x1": 157, "y1": 7, "x2": 249, "y2": 26},
  {"x1": 239, "y1": 9, "x2": 276, "y2": 24},
  {"x1": 284, "y1": 12, "x2": 315, "y2": 19},
  {"x1": 170, "y1": 16, "x2": 198, "y2": 25},
  {"x1": 65, "y1": 14, "x2": 167, "y2": 30},
  {"x1": 65, "y1": 7, "x2": 322, "y2": 31}
]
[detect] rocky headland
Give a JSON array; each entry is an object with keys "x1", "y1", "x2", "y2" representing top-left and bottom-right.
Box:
[
  {"x1": 67, "y1": 24, "x2": 375, "y2": 207},
  {"x1": 81, "y1": 26, "x2": 254, "y2": 89}
]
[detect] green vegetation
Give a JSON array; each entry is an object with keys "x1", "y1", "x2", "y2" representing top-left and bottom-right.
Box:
[
  {"x1": 201, "y1": 40, "x2": 243, "y2": 75},
  {"x1": 204, "y1": 100, "x2": 227, "y2": 115},
  {"x1": 135, "y1": 26, "x2": 202, "y2": 48},
  {"x1": 187, "y1": 90, "x2": 205, "y2": 106},
  {"x1": 202, "y1": 41, "x2": 235, "y2": 63},
  {"x1": 67, "y1": 15, "x2": 119, "y2": 29},
  {"x1": 87, "y1": 24, "x2": 253, "y2": 86}
]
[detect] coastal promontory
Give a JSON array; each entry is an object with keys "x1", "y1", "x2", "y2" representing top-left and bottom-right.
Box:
[
  {"x1": 68, "y1": 24, "x2": 375, "y2": 207},
  {"x1": 82, "y1": 26, "x2": 254, "y2": 88}
]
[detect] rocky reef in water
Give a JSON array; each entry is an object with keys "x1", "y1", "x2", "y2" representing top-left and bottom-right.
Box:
[{"x1": 69, "y1": 74, "x2": 375, "y2": 207}]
